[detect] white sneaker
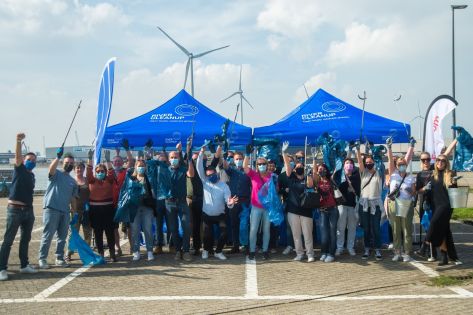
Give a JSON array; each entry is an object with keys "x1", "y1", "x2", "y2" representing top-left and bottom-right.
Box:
[
  {"x1": 147, "y1": 251, "x2": 154, "y2": 261},
  {"x1": 392, "y1": 254, "x2": 402, "y2": 262},
  {"x1": 402, "y1": 254, "x2": 412, "y2": 262},
  {"x1": 293, "y1": 254, "x2": 304, "y2": 261},
  {"x1": 307, "y1": 256, "x2": 315, "y2": 263},
  {"x1": 454, "y1": 260, "x2": 463, "y2": 266},
  {"x1": 324, "y1": 255, "x2": 335, "y2": 263},
  {"x1": 38, "y1": 260, "x2": 50, "y2": 269},
  {"x1": 282, "y1": 246, "x2": 293, "y2": 255},
  {"x1": 335, "y1": 248, "x2": 343, "y2": 256},
  {"x1": 427, "y1": 257, "x2": 437, "y2": 262},
  {"x1": 55, "y1": 259, "x2": 70, "y2": 267},
  {"x1": 201, "y1": 250, "x2": 209, "y2": 259},
  {"x1": 388, "y1": 243, "x2": 394, "y2": 250},
  {"x1": 20, "y1": 265, "x2": 38, "y2": 274},
  {"x1": 214, "y1": 252, "x2": 227, "y2": 260},
  {"x1": 319, "y1": 254, "x2": 327, "y2": 261},
  {"x1": 0, "y1": 270, "x2": 7, "y2": 281},
  {"x1": 132, "y1": 252, "x2": 140, "y2": 261},
  {"x1": 348, "y1": 249, "x2": 356, "y2": 256}
]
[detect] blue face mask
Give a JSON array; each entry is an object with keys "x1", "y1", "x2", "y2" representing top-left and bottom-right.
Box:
[
  {"x1": 208, "y1": 173, "x2": 219, "y2": 183},
  {"x1": 289, "y1": 161, "x2": 295, "y2": 168},
  {"x1": 170, "y1": 158, "x2": 179, "y2": 167},
  {"x1": 24, "y1": 160, "x2": 36, "y2": 171},
  {"x1": 235, "y1": 160, "x2": 243, "y2": 168},
  {"x1": 398, "y1": 165, "x2": 407, "y2": 173},
  {"x1": 257, "y1": 164, "x2": 267, "y2": 173},
  {"x1": 137, "y1": 167, "x2": 146, "y2": 175},
  {"x1": 96, "y1": 172, "x2": 106, "y2": 180}
]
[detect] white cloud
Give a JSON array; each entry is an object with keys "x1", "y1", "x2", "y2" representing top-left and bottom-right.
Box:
[
  {"x1": 325, "y1": 22, "x2": 406, "y2": 66},
  {"x1": 294, "y1": 72, "x2": 337, "y2": 103}
]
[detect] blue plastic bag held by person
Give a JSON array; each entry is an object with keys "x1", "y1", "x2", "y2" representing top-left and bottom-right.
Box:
[
  {"x1": 68, "y1": 213, "x2": 105, "y2": 266},
  {"x1": 258, "y1": 174, "x2": 284, "y2": 226},
  {"x1": 114, "y1": 169, "x2": 143, "y2": 223},
  {"x1": 421, "y1": 202, "x2": 433, "y2": 232}
]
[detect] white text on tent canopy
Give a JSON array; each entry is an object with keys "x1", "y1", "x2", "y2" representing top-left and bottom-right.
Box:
[
  {"x1": 301, "y1": 101, "x2": 350, "y2": 123},
  {"x1": 149, "y1": 104, "x2": 199, "y2": 123}
]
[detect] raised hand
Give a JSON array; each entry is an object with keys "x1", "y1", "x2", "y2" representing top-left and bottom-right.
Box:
[
  {"x1": 176, "y1": 141, "x2": 182, "y2": 152},
  {"x1": 87, "y1": 149, "x2": 94, "y2": 160},
  {"x1": 56, "y1": 146, "x2": 64, "y2": 159},
  {"x1": 281, "y1": 141, "x2": 289, "y2": 154},
  {"x1": 122, "y1": 138, "x2": 130, "y2": 151},
  {"x1": 245, "y1": 143, "x2": 254, "y2": 155},
  {"x1": 385, "y1": 136, "x2": 393, "y2": 149},
  {"x1": 409, "y1": 137, "x2": 416, "y2": 148},
  {"x1": 17, "y1": 133, "x2": 26, "y2": 142}
]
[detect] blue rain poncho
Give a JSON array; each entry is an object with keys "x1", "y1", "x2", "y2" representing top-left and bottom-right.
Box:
[{"x1": 114, "y1": 169, "x2": 144, "y2": 223}]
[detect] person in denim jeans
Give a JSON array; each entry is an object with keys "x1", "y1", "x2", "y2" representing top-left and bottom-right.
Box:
[
  {"x1": 243, "y1": 144, "x2": 273, "y2": 261},
  {"x1": 314, "y1": 163, "x2": 339, "y2": 263},
  {"x1": 38, "y1": 150, "x2": 78, "y2": 269},
  {"x1": 0, "y1": 133, "x2": 37, "y2": 281},
  {"x1": 124, "y1": 159, "x2": 157, "y2": 262},
  {"x1": 166, "y1": 139, "x2": 194, "y2": 261}
]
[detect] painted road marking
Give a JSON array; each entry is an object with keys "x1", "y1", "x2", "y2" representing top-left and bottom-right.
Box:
[{"x1": 245, "y1": 257, "x2": 258, "y2": 298}]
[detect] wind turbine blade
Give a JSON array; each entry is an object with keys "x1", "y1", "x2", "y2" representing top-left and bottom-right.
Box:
[
  {"x1": 220, "y1": 92, "x2": 239, "y2": 103},
  {"x1": 239, "y1": 65, "x2": 242, "y2": 91},
  {"x1": 194, "y1": 45, "x2": 230, "y2": 58},
  {"x1": 242, "y1": 95, "x2": 254, "y2": 109},
  {"x1": 183, "y1": 58, "x2": 190, "y2": 89},
  {"x1": 157, "y1": 27, "x2": 191, "y2": 56}
]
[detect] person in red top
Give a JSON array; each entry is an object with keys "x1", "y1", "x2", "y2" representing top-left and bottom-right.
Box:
[
  {"x1": 87, "y1": 149, "x2": 117, "y2": 262},
  {"x1": 314, "y1": 163, "x2": 339, "y2": 263},
  {"x1": 243, "y1": 144, "x2": 273, "y2": 261},
  {"x1": 111, "y1": 140, "x2": 134, "y2": 256}
]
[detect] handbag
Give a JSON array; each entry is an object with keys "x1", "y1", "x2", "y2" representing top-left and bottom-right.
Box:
[
  {"x1": 387, "y1": 174, "x2": 406, "y2": 201},
  {"x1": 300, "y1": 188, "x2": 321, "y2": 209},
  {"x1": 330, "y1": 178, "x2": 346, "y2": 206}
]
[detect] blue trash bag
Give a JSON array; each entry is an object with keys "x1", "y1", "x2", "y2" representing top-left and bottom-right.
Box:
[
  {"x1": 355, "y1": 225, "x2": 364, "y2": 240},
  {"x1": 114, "y1": 171, "x2": 143, "y2": 223},
  {"x1": 381, "y1": 220, "x2": 390, "y2": 245},
  {"x1": 258, "y1": 174, "x2": 284, "y2": 226},
  {"x1": 421, "y1": 209, "x2": 433, "y2": 232},
  {"x1": 68, "y1": 213, "x2": 105, "y2": 266}
]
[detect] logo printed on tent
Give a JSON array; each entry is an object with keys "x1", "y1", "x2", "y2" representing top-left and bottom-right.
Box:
[
  {"x1": 322, "y1": 101, "x2": 346, "y2": 113},
  {"x1": 175, "y1": 104, "x2": 199, "y2": 116}
]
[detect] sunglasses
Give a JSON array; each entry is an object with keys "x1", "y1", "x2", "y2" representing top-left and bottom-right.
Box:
[
  {"x1": 421, "y1": 158, "x2": 431, "y2": 162},
  {"x1": 96, "y1": 170, "x2": 106, "y2": 174},
  {"x1": 257, "y1": 163, "x2": 267, "y2": 166},
  {"x1": 436, "y1": 159, "x2": 447, "y2": 163}
]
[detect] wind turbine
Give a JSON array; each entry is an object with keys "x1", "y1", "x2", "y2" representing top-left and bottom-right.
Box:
[
  {"x1": 157, "y1": 27, "x2": 229, "y2": 97},
  {"x1": 220, "y1": 65, "x2": 254, "y2": 124},
  {"x1": 410, "y1": 101, "x2": 425, "y2": 141}
]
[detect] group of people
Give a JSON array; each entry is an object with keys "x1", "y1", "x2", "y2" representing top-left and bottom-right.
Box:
[{"x1": 0, "y1": 132, "x2": 463, "y2": 281}]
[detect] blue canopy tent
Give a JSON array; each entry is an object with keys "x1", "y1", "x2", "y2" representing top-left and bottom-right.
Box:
[
  {"x1": 253, "y1": 89, "x2": 410, "y2": 146},
  {"x1": 103, "y1": 89, "x2": 252, "y2": 149}
]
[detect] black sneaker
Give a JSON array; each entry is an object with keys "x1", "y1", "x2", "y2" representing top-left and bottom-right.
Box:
[
  {"x1": 362, "y1": 249, "x2": 370, "y2": 259},
  {"x1": 375, "y1": 250, "x2": 382, "y2": 261},
  {"x1": 262, "y1": 252, "x2": 269, "y2": 260},
  {"x1": 248, "y1": 252, "x2": 256, "y2": 261}
]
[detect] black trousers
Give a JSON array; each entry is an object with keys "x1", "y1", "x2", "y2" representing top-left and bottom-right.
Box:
[
  {"x1": 94, "y1": 226, "x2": 115, "y2": 257},
  {"x1": 229, "y1": 204, "x2": 242, "y2": 248},
  {"x1": 203, "y1": 213, "x2": 227, "y2": 254},
  {"x1": 190, "y1": 197, "x2": 203, "y2": 251}
]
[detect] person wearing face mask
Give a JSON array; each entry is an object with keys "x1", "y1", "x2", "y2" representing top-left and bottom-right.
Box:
[
  {"x1": 111, "y1": 139, "x2": 134, "y2": 256},
  {"x1": 332, "y1": 158, "x2": 361, "y2": 257},
  {"x1": 126, "y1": 160, "x2": 156, "y2": 262},
  {"x1": 217, "y1": 147, "x2": 251, "y2": 254},
  {"x1": 355, "y1": 142, "x2": 384, "y2": 260},
  {"x1": 165, "y1": 139, "x2": 195, "y2": 261},
  {"x1": 196, "y1": 145, "x2": 238, "y2": 260},
  {"x1": 314, "y1": 163, "x2": 338, "y2": 263},
  {"x1": 387, "y1": 142, "x2": 416, "y2": 262},
  {"x1": 282, "y1": 141, "x2": 316, "y2": 262},
  {"x1": 86, "y1": 149, "x2": 117, "y2": 262},
  {"x1": 0, "y1": 133, "x2": 38, "y2": 281},
  {"x1": 244, "y1": 144, "x2": 273, "y2": 261},
  {"x1": 278, "y1": 155, "x2": 296, "y2": 255},
  {"x1": 38, "y1": 150, "x2": 79, "y2": 269},
  {"x1": 65, "y1": 162, "x2": 92, "y2": 262}
]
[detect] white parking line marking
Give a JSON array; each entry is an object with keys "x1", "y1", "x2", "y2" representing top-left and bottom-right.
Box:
[
  {"x1": 449, "y1": 287, "x2": 473, "y2": 297},
  {"x1": 33, "y1": 238, "x2": 128, "y2": 300},
  {"x1": 0, "y1": 294, "x2": 471, "y2": 304},
  {"x1": 245, "y1": 257, "x2": 258, "y2": 298},
  {"x1": 409, "y1": 260, "x2": 439, "y2": 278}
]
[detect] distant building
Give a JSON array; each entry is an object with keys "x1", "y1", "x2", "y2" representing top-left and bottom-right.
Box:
[
  {"x1": 0, "y1": 152, "x2": 15, "y2": 164},
  {"x1": 45, "y1": 146, "x2": 93, "y2": 160}
]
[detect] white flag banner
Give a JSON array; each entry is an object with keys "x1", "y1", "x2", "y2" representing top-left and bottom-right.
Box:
[{"x1": 424, "y1": 95, "x2": 457, "y2": 160}]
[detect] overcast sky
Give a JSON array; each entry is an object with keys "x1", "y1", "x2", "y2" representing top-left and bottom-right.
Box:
[{"x1": 1, "y1": 0, "x2": 472, "y2": 154}]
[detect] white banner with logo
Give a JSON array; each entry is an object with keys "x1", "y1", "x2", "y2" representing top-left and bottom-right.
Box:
[{"x1": 424, "y1": 96, "x2": 457, "y2": 160}]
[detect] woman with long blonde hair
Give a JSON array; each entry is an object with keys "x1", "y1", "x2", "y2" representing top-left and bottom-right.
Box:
[{"x1": 425, "y1": 154, "x2": 461, "y2": 265}]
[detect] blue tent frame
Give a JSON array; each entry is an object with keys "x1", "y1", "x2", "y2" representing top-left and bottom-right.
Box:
[
  {"x1": 253, "y1": 89, "x2": 411, "y2": 146},
  {"x1": 103, "y1": 90, "x2": 252, "y2": 149}
]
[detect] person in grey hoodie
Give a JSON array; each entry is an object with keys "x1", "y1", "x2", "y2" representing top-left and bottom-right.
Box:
[{"x1": 196, "y1": 145, "x2": 238, "y2": 260}]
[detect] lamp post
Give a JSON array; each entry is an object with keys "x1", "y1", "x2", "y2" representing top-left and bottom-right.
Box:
[{"x1": 451, "y1": 4, "x2": 468, "y2": 140}]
